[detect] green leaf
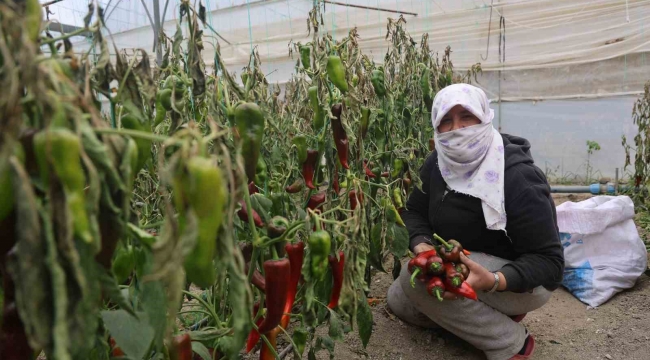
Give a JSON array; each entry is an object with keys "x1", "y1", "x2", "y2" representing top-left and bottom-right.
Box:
[
  {"x1": 388, "y1": 223, "x2": 409, "y2": 258},
  {"x1": 101, "y1": 310, "x2": 155, "y2": 360},
  {"x1": 189, "y1": 328, "x2": 232, "y2": 342},
  {"x1": 98, "y1": 267, "x2": 135, "y2": 316},
  {"x1": 328, "y1": 309, "x2": 344, "y2": 341},
  {"x1": 315, "y1": 335, "x2": 335, "y2": 359},
  {"x1": 368, "y1": 223, "x2": 386, "y2": 272},
  {"x1": 308, "y1": 348, "x2": 317, "y2": 360},
  {"x1": 357, "y1": 293, "x2": 373, "y2": 348},
  {"x1": 250, "y1": 193, "x2": 273, "y2": 224},
  {"x1": 391, "y1": 255, "x2": 402, "y2": 281},
  {"x1": 127, "y1": 222, "x2": 156, "y2": 247},
  {"x1": 140, "y1": 280, "x2": 167, "y2": 350},
  {"x1": 191, "y1": 341, "x2": 213, "y2": 360}
]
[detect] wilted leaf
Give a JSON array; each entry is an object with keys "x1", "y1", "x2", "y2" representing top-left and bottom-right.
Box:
[
  {"x1": 356, "y1": 293, "x2": 373, "y2": 348},
  {"x1": 368, "y1": 223, "x2": 386, "y2": 272},
  {"x1": 328, "y1": 309, "x2": 344, "y2": 341},
  {"x1": 101, "y1": 310, "x2": 155, "y2": 360},
  {"x1": 388, "y1": 223, "x2": 409, "y2": 258}
]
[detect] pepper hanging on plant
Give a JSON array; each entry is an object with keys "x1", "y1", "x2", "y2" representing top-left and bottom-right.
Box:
[
  {"x1": 299, "y1": 44, "x2": 311, "y2": 70},
  {"x1": 308, "y1": 86, "x2": 325, "y2": 131},
  {"x1": 371, "y1": 67, "x2": 386, "y2": 98},
  {"x1": 292, "y1": 135, "x2": 308, "y2": 164},
  {"x1": 285, "y1": 178, "x2": 304, "y2": 193},
  {"x1": 306, "y1": 191, "x2": 326, "y2": 212},
  {"x1": 256, "y1": 258, "x2": 291, "y2": 334},
  {"x1": 302, "y1": 149, "x2": 319, "y2": 189},
  {"x1": 349, "y1": 189, "x2": 363, "y2": 211},
  {"x1": 330, "y1": 104, "x2": 350, "y2": 169},
  {"x1": 327, "y1": 53, "x2": 348, "y2": 93},
  {"x1": 327, "y1": 251, "x2": 345, "y2": 309},
  {"x1": 308, "y1": 230, "x2": 332, "y2": 281},
  {"x1": 237, "y1": 199, "x2": 264, "y2": 227},
  {"x1": 281, "y1": 241, "x2": 305, "y2": 329},
  {"x1": 235, "y1": 102, "x2": 265, "y2": 181},
  {"x1": 360, "y1": 106, "x2": 371, "y2": 139}
]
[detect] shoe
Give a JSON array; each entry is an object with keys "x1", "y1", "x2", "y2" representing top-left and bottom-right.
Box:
[
  {"x1": 509, "y1": 334, "x2": 535, "y2": 359},
  {"x1": 510, "y1": 313, "x2": 527, "y2": 323}
]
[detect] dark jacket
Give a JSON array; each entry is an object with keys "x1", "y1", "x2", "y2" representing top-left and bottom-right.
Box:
[{"x1": 402, "y1": 133, "x2": 564, "y2": 292}]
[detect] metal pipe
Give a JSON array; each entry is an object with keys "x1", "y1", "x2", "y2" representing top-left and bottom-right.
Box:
[
  {"x1": 323, "y1": 1, "x2": 418, "y2": 16},
  {"x1": 550, "y1": 184, "x2": 632, "y2": 195}
]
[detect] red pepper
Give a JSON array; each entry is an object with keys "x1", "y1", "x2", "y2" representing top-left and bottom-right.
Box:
[
  {"x1": 381, "y1": 171, "x2": 390, "y2": 178},
  {"x1": 455, "y1": 263, "x2": 470, "y2": 280},
  {"x1": 285, "y1": 178, "x2": 303, "y2": 193},
  {"x1": 443, "y1": 263, "x2": 463, "y2": 288},
  {"x1": 426, "y1": 255, "x2": 444, "y2": 275},
  {"x1": 327, "y1": 251, "x2": 345, "y2": 309},
  {"x1": 259, "y1": 327, "x2": 280, "y2": 360},
  {"x1": 281, "y1": 242, "x2": 305, "y2": 329},
  {"x1": 363, "y1": 160, "x2": 376, "y2": 179},
  {"x1": 302, "y1": 149, "x2": 319, "y2": 189},
  {"x1": 249, "y1": 181, "x2": 259, "y2": 195},
  {"x1": 306, "y1": 191, "x2": 326, "y2": 212},
  {"x1": 237, "y1": 199, "x2": 264, "y2": 227},
  {"x1": 110, "y1": 337, "x2": 125, "y2": 357},
  {"x1": 171, "y1": 333, "x2": 192, "y2": 360},
  {"x1": 426, "y1": 276, "x2": 445, "y2": 302},
  {"x1": 330, "y1": 104, "x2": 349, "y2": 169},
  {"x1": 444, "y1": 278, "x2": 478, "y2": 301},
  {"x1": 407, "y1": 249, "x2": 437, "y2": 287},
  {"x1": 349, "y1": 189, "x2": 363, "y2": 210},
  {"x1": 245, "y1": 262, "x2": 266, "y2": 293},
  {"x1": 257, "y1": 258, "x2": 291, "y2": 334},
  {"x1": 246, "y1": 302, "x2": 265, "y2": 353}
]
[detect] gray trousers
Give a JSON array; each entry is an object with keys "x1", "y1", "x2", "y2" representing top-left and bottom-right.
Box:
[{"x1": 387, "y1": 253, "x2": 552, "y2": 360}]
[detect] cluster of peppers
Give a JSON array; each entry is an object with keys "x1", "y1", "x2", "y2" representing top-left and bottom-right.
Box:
[
  {"x1": 407, "y1": 234, "x2": 477, "y2": 302},
  {"x1": 244, "y1": 227, "x2": 345, "y2": 359}
]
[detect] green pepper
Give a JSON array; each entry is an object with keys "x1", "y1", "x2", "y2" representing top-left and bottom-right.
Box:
[
  {"x1": 326, "y1": 55, "x2": 348, "y2": 93},
  {"x1": 175, "y1": 156, "x2": 226, "y2": 288},
  {"x1": 419, "y1": 64, "x2": 433, "y2": 111},
  {"x1": 254, "y1": 157, "x2": 268, "y2": 186},
  {"x1": 390, "y1": 158, "x2": 404, "y2": 178},
  {"x1": 154, "y1": 92, "x2": 169, "y2": 127},
  {"x1": 308, "y1": 86, "x2": 324, "y2": 131},
  {"x1": 111, "y1": 245, "x2": 135, "y2": 284},
  {"x1": 352, "y1": 74, "x2": 359, "y2": 87},
  {"x1": 164, "y1": 75, "x2": 187, "y2": 93},
  {"x1": 384, "y1": 198, "x2": 405, "y2": 227},
  {"x1": 371, "y1": 68, "x2": 386, "y2": 98},
  {"x1": 292, "y1": 135, "x2": 308, "y2": 163},
  {"x1": 158, "y1": 88, "x2": 173, "y2": 111},
  {"x1": 34, "y1": 128, "x2": 93, "y2": 244},
  {"x1": 300, "y1": 45, "x2": 311, "y2": 70},
  {"x1": 25, "y1": 0, "x2": 42, "y2": 42},
  {"x1": 308, "y1": 230, "x2": 332, "y2": 281},
  {"x1": 392, "y1": 188, "x2": 404, "y2": 209},
  {"x1": 360, "y1": 106, "x2": 371, "y2": 139},
  {"x1": 120, "y1": 114, "x2": 152, "y2": 173},
  {"x1": 235, "y1": 102, "x2": 265, "y2": 181}
]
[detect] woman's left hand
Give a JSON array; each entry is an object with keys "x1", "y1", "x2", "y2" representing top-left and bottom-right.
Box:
[{"x1": 459, "y1": 253, "x2": 505, "y2": 292}]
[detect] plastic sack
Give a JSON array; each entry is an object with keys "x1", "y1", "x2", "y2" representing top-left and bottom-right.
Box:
[{"x1": 556, "y1": 195, "x2": 647, "y2": 307}]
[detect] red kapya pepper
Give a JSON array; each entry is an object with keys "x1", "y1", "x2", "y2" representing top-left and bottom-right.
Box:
[
  {"x1": 302, "y1": 149, "x2": 319, "y2": 189},
  {"x1": 281, "y1": 241, "x2": 305, "y2": 329},
  {"x1": 444, "y1": 278, "x2": 478, "y2": 301},
  {"x1": 349, "y1": 189, "x2": 363, "y2": 210},
  {"x1": 363, "y1": 160, "x2": 376, "y2": 179},
  {"x1": 171, "y1": 333, "x2": 192, "y2": 360},
  {"x1": 245, "y1": 262, "x2": 266, "y2": 293},
  {"x1": 259, "y1": 327, "x2": 281, "y2": 360},
  {"x1": 237, "y1": 199, "x2": 264, "y2": 227},
  {"x1": 433, "y1": 233, "x2": 470, "y2": 262},
  {"x1": 455, "y1": 263, "x2": 470, "y2": 280},
  {"x1": 248, "y1": 181, "x2": 259, "y2": 195},
  {"x1": 426, "y1": 255, "x2": 444, "y2": 275},
  {"x1": 327, "y1": 251, "x2": 345, "y2": 309},
  {"x1": 306, "y1": 191, "x2": 326, "y2": 212},
  {"x1": 426, "y1": 276, "x2": 445, "y2": 302},
  {"x1": 443, "y1": 262, "x2": 464, "y2": 288},
  {"x1": 246, "y1": 302, "x2": 265, "y2": 353},
  {"x1": 330, "y1": 104, "x2": 349, "y2": 169},
  {"x1": 257, "y1": 258, "x2": 291, "y2": 334},
  {"x1": 285, "y1": 178, "x2": 303, "y2": 193},
  {"x1": 407, "y1": 249, "x2": 437, "y2": 287}
]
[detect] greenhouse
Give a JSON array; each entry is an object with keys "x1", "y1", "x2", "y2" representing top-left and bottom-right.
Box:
[{"x1": 0, "y1": 1, "x2": 649, "y2": 360}]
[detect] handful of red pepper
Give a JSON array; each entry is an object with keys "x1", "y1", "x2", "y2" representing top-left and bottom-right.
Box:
[{"x1": 407, "y1": 234, "x2": 477, "y2": 302}]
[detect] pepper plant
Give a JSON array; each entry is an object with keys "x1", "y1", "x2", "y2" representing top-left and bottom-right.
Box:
[{"x1": 0, "y1": 1, "x2": 480, "y2": 359}]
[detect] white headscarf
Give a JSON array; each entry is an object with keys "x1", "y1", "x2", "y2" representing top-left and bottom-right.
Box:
[{"x1": 431, "y1": 84, "x2": 507, "y2": 232}]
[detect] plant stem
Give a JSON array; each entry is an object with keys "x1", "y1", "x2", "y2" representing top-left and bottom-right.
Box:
[
  {"x1": 432, "y1": 233, "x2": 453, "y2": 250},
  {"x1": 94, "y1": 128, "x2": 169, "y2": 142}
]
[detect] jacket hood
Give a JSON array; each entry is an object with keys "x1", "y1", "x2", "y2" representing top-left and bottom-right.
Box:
[{"x1": 501, "y1": 133, "x2": 534, "y2": 170}]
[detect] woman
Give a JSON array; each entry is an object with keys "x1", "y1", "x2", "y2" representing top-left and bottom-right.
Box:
[{"x1": 387, "y1": 84, "x2": 564, "y2": 360}]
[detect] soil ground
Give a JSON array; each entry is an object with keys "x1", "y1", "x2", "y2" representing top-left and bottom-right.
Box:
[{"x1": 249, "y1": 193, "x2": 650, "y2": 360}]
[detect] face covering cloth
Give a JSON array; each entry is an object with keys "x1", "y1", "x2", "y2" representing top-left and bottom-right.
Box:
[{"x1": 431, "y1": 84, "x2": 506, "y2": 232}]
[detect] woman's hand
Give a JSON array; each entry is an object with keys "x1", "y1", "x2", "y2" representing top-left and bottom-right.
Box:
[
  {"x1": 459, "y1": 253, "x2": 507, "y2": 292},
  {"x1": 413, "y1": 242, "x2": 436, "y2": 255}
]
